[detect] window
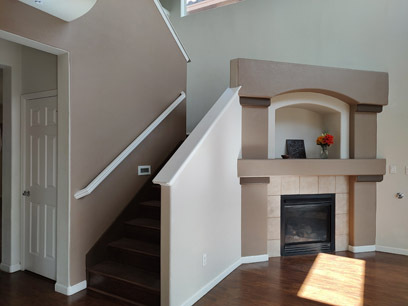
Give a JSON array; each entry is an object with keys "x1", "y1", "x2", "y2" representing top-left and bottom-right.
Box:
[{"x1": 184, "y1": 0, "x2": 242, "y2": 15}]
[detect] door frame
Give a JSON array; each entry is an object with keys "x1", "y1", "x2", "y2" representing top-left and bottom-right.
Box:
[
  {"x1": 20, "y1": 89, "x2": 58, "y2": 272},
  {"x1": 0, "y1": 30, "x2": 71, "y2": 293}
]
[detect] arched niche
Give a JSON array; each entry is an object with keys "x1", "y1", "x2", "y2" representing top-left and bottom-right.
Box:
[{"x1": 268, "y1": 92, "x2": 349, "y2": 159}]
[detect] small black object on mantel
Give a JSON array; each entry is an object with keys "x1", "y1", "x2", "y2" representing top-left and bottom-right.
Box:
[{"x1": 286, "y1": 139, "x2": 306, "y2": 159}]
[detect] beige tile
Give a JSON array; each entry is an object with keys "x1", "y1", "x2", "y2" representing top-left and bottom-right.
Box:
[
  {"x1": 267, "y1": 240, "x2": 281, "y2": 257},
  {"x1": 267, "y1": 218, "x2": 280, "y2": 240},
  {"x1": 335, "y1": 234, "x2": 349, "y2": 252},
  {"x1": 299, "y1": 176, "x2": 318, "y2": 194},
  {"x1": 336, "y1": 176, "x2": 349, "y2": 193},
  {"x1": 336, "y1": 194, "x2": 349, "y2": 215},
  {"x1": 336, "y1": 213, "x2": 349, "y2": 236},
  {"x1": 267, "y1": 196, "x2": 281, "y2": 218},
  {"x1": 281, "y1": 176, "x2": 299, "y2": 195},
  {"x1": 318, "y1": 176, "x2": 336, "y2": 194},
  {"x1": 268, "y1": 176, "x2": 281, "y2": 195}
]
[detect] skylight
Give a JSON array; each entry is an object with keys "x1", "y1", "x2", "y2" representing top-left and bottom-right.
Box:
[{"x1": 184, "y1": 0, "x2": 242, "y2": 15}]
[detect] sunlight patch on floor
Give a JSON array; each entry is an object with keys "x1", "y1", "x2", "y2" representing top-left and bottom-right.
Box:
[{"x1": 297, "y1": 253, "x2": 366, "y2": 306}]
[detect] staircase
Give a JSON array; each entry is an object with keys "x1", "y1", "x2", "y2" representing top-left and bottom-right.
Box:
[{"x1": 87, "y1": 183, "x2": 162, "y2": 305}]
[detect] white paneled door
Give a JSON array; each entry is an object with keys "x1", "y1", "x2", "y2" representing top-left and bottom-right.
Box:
[{"x1": 23, "y1": 94, "x2": 57, "y2": 280}]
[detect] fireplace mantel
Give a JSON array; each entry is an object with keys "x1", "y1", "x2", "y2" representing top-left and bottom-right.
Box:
[{"x1": 238, "y1": 159, "x2": 386, "y2": 179}]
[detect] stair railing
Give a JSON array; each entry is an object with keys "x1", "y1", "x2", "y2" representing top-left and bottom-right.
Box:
[{"x1": 74, "y1": 91, "x2": 186, "y2": 200}]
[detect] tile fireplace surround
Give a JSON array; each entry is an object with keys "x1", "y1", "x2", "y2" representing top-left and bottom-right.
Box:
[
  {"x1": 267, "y1": 176, "x2": 349, "y2": 257},
  {"x1": 232, "y1": 58, "x2": 388, "y2": 258}
]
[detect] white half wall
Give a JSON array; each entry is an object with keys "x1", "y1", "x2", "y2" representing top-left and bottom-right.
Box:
[{"x1": 154, "y1": 88, "x2": 242, "y2": 306}]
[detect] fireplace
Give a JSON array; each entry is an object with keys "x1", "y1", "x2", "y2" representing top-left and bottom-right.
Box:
[{"x1": 281, "y1": 194, "x2": 335, "y2": 256}]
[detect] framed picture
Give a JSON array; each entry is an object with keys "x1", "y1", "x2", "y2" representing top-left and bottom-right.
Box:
[{"x1": 286, "y1": 139, "x2": 306, "y2": 159}]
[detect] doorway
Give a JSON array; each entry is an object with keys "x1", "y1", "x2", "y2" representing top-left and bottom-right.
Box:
[{"x1": 0, "y1": 32, "x2": 71, "y2": 292}]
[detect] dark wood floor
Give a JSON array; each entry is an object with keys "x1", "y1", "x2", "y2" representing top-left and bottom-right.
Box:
[
  {"x1": 0, "y1": 251, "x2": 407, "y2": 306},
  {"x1": 196, "y1": 251, "x2": 408, "y2": 306},
  {"x1": 0, "y1": 270, "x2": 128, "y2": 306}
]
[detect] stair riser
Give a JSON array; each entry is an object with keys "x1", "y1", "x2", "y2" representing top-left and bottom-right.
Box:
[
  {"x1": 108, "y1": 247, "x2": 160, "y2": 273},
  {"x1": 88, "y1": 272, "x2": 160, "y2": 306},
  {"x1": 139, "y1": 206, "x2": 160, "y2": 220},
  {"x1": 141, "y1": 188, "x2": 160, "y2": 202},
  {"x1": 125, "y1": 225, "x2": 160, "y2": 243}
]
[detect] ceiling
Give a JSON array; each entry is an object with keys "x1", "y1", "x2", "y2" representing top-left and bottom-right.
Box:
[{"x1": 18, "y1": 0, "x2": 97, "y2": 22}]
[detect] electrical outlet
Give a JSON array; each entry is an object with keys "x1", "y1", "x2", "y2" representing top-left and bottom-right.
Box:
[
  {"x1": 390, "y1": 165, "x2": 397, "y2": 174},
  {"x1": 202, "y1": 253, "x2": 207, "y2": 267}
]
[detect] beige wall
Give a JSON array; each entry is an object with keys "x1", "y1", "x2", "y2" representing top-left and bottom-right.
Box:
[
  {"x1": 156, "y1": 89, "x2": 241, "y2": 305},
  {"x1": 22, "y1": 46, "x2": 57, "y2": 94},
  {"x1": 0, "y1": 0, "x2": 187, "y2": 285},
  {"x1": 165, "y1": 0, "x2": 408, "y2": 252}
]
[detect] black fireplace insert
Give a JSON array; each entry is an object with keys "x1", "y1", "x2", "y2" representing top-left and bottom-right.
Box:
[{"x1": 281, "y1": 194, "x2": 335, "y2": 256}]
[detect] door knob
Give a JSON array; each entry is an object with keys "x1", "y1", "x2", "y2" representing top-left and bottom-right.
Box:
[{"x1": 22, "y1": 190, "x2": 31, "y2": 197}]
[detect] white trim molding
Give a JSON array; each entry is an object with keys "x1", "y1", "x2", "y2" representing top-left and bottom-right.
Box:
[
  {"x1": 348, "y1": 245, "x2": 376, "y2": 253},
  {"x1": 180, "y1": 259, "x2": 241, "y2": 306},
  {"x1": 0, "y1": 263, "x2": 22, "y2": 273},
  {"x1": 75, "y1": 92, "x2": 186, "y2": 199},
  {"x1": 241, "y1": 254, "x2": 269, "y2": 264},
  {"x1": 55, "y1": 280, "x2": 87, "y2": 296},
  {"x1": 376, "y1": 245, "x2": 408, "y2": 256}
]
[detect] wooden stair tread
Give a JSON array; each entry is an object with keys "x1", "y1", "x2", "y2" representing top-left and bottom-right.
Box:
[
  {"x1": 139, "y1": 200, "x2": 161, "y2": 208},
  {"x1": 88, "y1": 261, "x2": 160, "y2": 292},
  {"x1": 125, "y1": 218, "x2": 160, "y2": 230},
  {"x1": 87, "y1": 287, "x2": 147, "y2": 306},
  {"x1": 109, "y1": 238, "x2": 160, "y2": 257}
]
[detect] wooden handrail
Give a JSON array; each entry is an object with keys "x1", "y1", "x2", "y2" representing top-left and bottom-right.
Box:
[{"x1": 74, "y1": 91, "x2": 186, "y2": 199}]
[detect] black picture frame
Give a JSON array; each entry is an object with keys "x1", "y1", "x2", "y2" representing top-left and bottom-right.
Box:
[{"x1": 286, "y1": 139, "x2": 306, "y2": 159}]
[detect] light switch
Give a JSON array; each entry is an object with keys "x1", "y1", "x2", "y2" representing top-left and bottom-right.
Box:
[
  {"x1": 390, "y1": 165, "x2": 397, "y2": 174},
  {"x1": 405, "y1": 166, "x2": 408, "y2": 175}
]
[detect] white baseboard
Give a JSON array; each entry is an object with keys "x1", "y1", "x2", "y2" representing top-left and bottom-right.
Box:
[
  {"x1": 0, "y1": 262, "x2": 22, "y2": 273},
  {"x1": 348, "y1": 245, "x2": 376, "y2": 253},
  {"x1": 180, "y1": 258, "x2": 241, "y2": 306},
  {"x1": 376, "y1": 245, "x2": 408, "y2": 256},
  {"x1": 55, "y1": 280, "x2": 87, "y2": 296},
  {"x1": 241, "y1": 254, "x2": 269, "y2": 264}
]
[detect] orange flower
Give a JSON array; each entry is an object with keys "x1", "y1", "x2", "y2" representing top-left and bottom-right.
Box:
[{"x1": 316, "y1": 133, "x2": 334, "y2": 147}]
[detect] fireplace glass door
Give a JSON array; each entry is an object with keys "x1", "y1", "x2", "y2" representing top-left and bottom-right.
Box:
[{"x1": 281, "y1": 194, "x2": 335, "y2": 256}]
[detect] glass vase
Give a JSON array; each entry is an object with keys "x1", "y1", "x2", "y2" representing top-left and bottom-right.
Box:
[{"x1": 320, "y1": 146, "x2": 329, "y2": 159}]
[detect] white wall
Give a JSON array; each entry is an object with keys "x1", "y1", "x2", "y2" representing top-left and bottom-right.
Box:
[
  {"x1": 164, "y1": 0, "x2": 408, "y2": 252},
  {"x1": 0, "y1": 38, "x2": 22, "y2": 272},
  {"x1": 275, "y1": 107, "x2": 324, "y2": 159},
  {"x1": 154, "y1": 88, "x2": 241, "y2": 306}
]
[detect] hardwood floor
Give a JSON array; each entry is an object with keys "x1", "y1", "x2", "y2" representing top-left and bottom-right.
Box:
[
  {"x1": 0, "y1": 270, "x2": 127, "y2": 306},
  {"x1": 196, "y1": 251, "x2": 408, "y2": 306},
  {"x1": 0, "y1": 251, "x2": 406, "y2": 306}
]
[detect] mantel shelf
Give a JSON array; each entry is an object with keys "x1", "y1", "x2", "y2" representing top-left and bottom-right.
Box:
[{"x1": 238, "y1": 159, "x2": 386, "y2": 177}]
